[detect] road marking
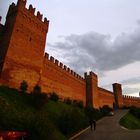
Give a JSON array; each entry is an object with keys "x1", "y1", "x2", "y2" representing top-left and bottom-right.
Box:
[
  {"x1": 69, "y1": 126, "x2": 90, "y2": 140},
  {"x1": 121, "y1": 126, "x2": 128, "y2": 130}
]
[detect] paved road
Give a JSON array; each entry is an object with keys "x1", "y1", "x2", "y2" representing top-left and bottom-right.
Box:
[{"x1": 74, "y1": 110, "x2": 140, "y2": 140}]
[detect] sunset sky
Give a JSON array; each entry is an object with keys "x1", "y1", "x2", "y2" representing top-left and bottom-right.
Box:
[{"x1": 1, "y1": 0, "x2": 140, "y2": 96}]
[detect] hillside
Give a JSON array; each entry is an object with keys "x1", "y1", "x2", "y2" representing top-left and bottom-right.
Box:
[{"x1": 0, "y1": 86, "x2": 88, "y2": 140}]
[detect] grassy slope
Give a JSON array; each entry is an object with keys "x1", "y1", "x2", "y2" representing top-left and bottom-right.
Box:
[
  {"x1": 0, "y1": 86, "x2": 75, "y2": 140},
  {"x1": 120, "y1": 113, "x2": 140, "y2": 129}
]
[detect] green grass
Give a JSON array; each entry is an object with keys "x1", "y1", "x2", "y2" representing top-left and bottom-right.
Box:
[
  {"x1": 120, "y1": 113, "x2": 140, "y2": 129},
  {"x1": 0, "y1": 85, "x2": 89, "y2": 140}
]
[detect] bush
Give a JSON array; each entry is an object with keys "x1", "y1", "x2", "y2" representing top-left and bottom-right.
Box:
[
  {"x1": 129, "y1": 106, "x2": 140, "y2": 119},
  {"x1": 19, "y1": 80, "x2": 28, "y2": 93},
  {"x1": 58, "y1": 108, "x2": 88, "y2": 137},
  {"x1": 27, "y1": 113, "x2": 61, "y2": 140},
  {"x1": 100, "y1": 105, "x2": 112, "y2": 116},
  {"x1": 28, "y1": 93, "x2": 48, "y2": 110},
  {"x1": 64, "y1": 98, "x2": 72, "y2": 105},
  {"x1": 73, "y1": 100, "x2": 84, "y2": 109},
  {"x1": 49, "y1": 92, "x2": 59, "y2": 102},
  {"x1": 32, "y1": 85, "x2": 41, "y2": 94},
  {"x1": 85, "y1": 105, "x2": 102, "y2": 120}
]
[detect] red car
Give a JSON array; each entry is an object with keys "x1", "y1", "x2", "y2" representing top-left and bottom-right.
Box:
[{"x1": 0, "y1": 131, "x2": 28, "y2": 140}]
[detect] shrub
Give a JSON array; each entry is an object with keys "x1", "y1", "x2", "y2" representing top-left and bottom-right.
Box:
[
  {"x1": 73, "y1": 100, "x2": 84, "y2": 109},
  {"x1": 28, "y1": 93, "x2": 48, "y2": 110},
  {"x1": 58, "y1": 108, "x2": 88, "y2": 137},
  {"x1": 49, "y1": 92, "x2": 59, "y2": 102},
  {"x1": 27, "y1": 113, "x2": 60, "y2": 140},
  {"x1": 64, "y1": 98, "x2": 72, "y2": 105},
  {"x1": 32, "y1": 85, "x2": 41, "y2": 94},
  {"x1": 85, "y1": 105, "x2": 102, "y2": 120},
  {"x1": 129, "y1": 106, "x2": 140, "y2": 119},
  {"x1": 20, "y1": 80, "x2": 28, "y2": 93}
]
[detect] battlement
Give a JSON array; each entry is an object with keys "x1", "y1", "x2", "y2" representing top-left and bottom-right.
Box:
[
  {"x1": 7, "y1": 0, "x2": 49, "y2": 27},
  {"x1": 44, "y1": 53, "x2": 85, "y2": 81},
  {"x1": 84, "y1": 71, "x2": 98, "y2": 81},
  {"x1": 123, "y1": 95, "x2": 140, "y2": 100}
]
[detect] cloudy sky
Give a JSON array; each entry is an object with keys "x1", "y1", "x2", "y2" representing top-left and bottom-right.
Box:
[{"x1": 1, "y1": 0, "x2": 140, "y2": 96}]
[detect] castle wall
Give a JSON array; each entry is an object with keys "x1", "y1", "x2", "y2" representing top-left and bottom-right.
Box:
[
  {"x1": 98, "y1": 87, "x2": 115, "y2": 108},
  {"x1": 41, "y1": 53, "x2": 86, "y2": 104},
  {"x1": 123, "y1": 95, "x2": 140, "y2": 108},
  {"x1": 0, "y1": 1, "x2": 49, "y2": 90}
]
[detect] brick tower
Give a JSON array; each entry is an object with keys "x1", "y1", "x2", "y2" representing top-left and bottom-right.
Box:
[
  {"x1": 85, "y1": 71, "x2": 99, "y2": 108},
  {"x1": 0, "y1": 0, "x2": 49, "y2": 90},
  {"x1": 113, "y1": 83, "x2": 123, "y2": 108}
]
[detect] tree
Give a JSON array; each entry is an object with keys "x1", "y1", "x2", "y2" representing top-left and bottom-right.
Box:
[
  {"x1": 49, "y1": 92, "x2": 59, "y2": 102},
  {"x1": 33, "y1": 84, "x2": 41, "y2": 94},
  {"x1": 20, "y1": 80, "x2": 28, "y2": 93}
]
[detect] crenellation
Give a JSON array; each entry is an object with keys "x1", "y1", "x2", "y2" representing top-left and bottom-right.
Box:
[
  {"x1": 90, "y1": 71, "x2": 97, "y2": 78},
  {"x1": 11, "y1": 2, "x2": 16, "y2": 7},
  {"x1": 64, "y1": 65, "x2": 67, "y2": 70},
  {"x1": 55, "y1": 59, "x2": 59, "y2": 66},
  {"x1": 71, "y1": 70, "x2": 74, "y2": 75},
  {"x1": 44, "y1": 18, "x2": 48, "y2": 24},
  {"x1": 50, "y1": 56, "x2": 54, "y2": 63},
  {"x1": 17, "y1": 0, "x2": 27, "y2": 8},
  {"x1": 44, "y1": 53, "x2": 49, "y2": 59},
  {"x1": 84, "y1": 72, "x2": 87, "y2": 78},
  {"x1": 80, "y1": 76, "x2": 84, "y2": 80},
  {"x1": 43, "y1": 55, "x2": 85, "y2": 81},
  {"x1": 67, "y1": 67, "x2": 70, "y2": 72},
  {"x1": 6, "y1": 3, "x2": 16, "y2": 18},
  {"x1": 59, "y1": 62, "x2": 63, "y2": 68},
  {"x1": 28, "y1": 4, "x2": 35, "y2": 14},
  {"x1": 17, "y1": 0, "x2": 49, "y2": 27},
  {"x1": 79, "y1": 75, "x2": 81, "y2": 79},
  {"x1": 37, "y1": 11, "x2": 43, "y2": 21}
]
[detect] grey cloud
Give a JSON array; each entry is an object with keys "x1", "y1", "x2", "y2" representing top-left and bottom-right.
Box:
[
  {"x1": 121, "y1": 77, "x2": 140, "y2": 85},
  {"x1": 0, "y1": 0, "x2": 16, "y2": 23},
  {"x1": 47, "y1": 24, "x2": 140, "y2": 75},
  {"x1": 123, "y1": 86, "x2": 140, "y2": 95}
]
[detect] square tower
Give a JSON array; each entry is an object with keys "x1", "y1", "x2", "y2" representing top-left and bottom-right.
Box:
[
  {"x1": 0, "y1": 0, "x2": 49, "y2": 90},
  {"x1": 85, "y1": 71, "x2": 99, "y2": 108}
]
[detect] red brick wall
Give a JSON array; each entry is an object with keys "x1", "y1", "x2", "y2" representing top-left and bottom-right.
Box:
[
  {"x1": 41, "y1": 54, "x2": 86, "y2": 104},
  {"x1": 98, "y1": 87, "x2": 115, "y2": 108},
  {"x1": 123, "y1": 96, "x2": 140, "y2": 108}
]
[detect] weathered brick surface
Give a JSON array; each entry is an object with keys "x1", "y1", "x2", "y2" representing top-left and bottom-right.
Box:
[
  {"x1": 0, "y1": 0, "x2": 49, "y2": 91},
  {"x1": 113, "y1": 83, "x2": 124, "y2": 108},
  {"x1": 85, "y1": 72, "x2": 99, "y2": 108},
  {"x1": 98, "y1": 87, "x2": 115, "y2": 108},
  {"x1": 41, "y1": 57, "x2": 86, "y2": 104},
  {"x1": 123, "y1": 96, "x2": 140, "y2": 108}
]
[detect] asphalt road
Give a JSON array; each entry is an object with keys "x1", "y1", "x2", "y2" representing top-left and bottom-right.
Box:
[{"x1": 74, "y1": 110, "x2": 140, "y2": 140}]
